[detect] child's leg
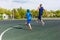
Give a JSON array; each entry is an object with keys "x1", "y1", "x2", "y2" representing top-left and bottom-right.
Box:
[
  {"x1": 28, "y1": 20, "x2": 32, "y2": 30},
  {"x1": 25, "y1": 22, "x2": 28, "y2": 25},
  {"x1": 28, "y1": 23, "x2": 32, "y2": 30},
  {"x1": 25, "y1": 20, "x2": 28, "y2": 25}
]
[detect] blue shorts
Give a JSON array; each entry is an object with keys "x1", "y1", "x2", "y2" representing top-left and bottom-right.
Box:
[{"x1": 27, "y1": 19, "x2": 31, "y2": 24}]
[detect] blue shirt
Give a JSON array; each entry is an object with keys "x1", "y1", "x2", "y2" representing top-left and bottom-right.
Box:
[
  {"x1": 39, "y1": 7, "x2": 44, "y2": 15},
  {"x1": 26, "y1": 12, "x2": 31, "y2": 20}
]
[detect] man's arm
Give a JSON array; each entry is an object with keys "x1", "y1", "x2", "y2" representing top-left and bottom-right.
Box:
[{"x1": 44, "y1": 9, "x2": 48, "y2": 16}]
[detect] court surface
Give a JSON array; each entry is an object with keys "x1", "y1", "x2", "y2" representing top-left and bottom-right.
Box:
[{"x1": 0, "y1": 20, "x2": 60, "y2": 40}]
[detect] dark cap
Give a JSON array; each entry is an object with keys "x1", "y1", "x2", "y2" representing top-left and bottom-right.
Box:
[
  {"x1": 40, "y1": 4, "x2": 42, "y2": 6},
  {"x1": 27, "y1": 9, "x2": 30, "y2": 12}
]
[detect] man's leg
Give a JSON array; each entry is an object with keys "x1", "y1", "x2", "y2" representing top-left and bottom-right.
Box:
[
  {"x1": 41, "y1": 20, "x2": 45, "y2": 26},
  {"x1": 40, "y1": 15, "x2": 45, "y2": 26},
  {"x1": 36, "y1": 16, "x2": 40, "y2": 23}
]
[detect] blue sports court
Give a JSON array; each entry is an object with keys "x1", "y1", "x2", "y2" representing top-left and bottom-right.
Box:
[{"x1": 0, "y1": 19, "x2": 60, "y2": 40}]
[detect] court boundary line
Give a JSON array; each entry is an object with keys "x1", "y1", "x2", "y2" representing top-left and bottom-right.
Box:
[
  {"x1": 0, "y1": 27, "x2": 13, "y2": 40},
  {"x1": 0, "y1": 25, "x2": 22, "y2": 40}
]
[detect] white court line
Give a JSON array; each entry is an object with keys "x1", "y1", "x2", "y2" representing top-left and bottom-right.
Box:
[{"x1": 0, "y1": 27, "x2": 13, "y2": 40}]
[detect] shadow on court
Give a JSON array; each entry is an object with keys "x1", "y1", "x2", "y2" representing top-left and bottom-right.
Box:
[{"x1": 0, "y1": 20, "x2": 60, "y2": 40}]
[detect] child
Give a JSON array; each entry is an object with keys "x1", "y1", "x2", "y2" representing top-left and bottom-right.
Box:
[
  {"x1": 25, "y1": 9, "x2": 32, "y2": 30},
  {"x1": 36, "y1": 4, "x2": 45, "y2": 26}
]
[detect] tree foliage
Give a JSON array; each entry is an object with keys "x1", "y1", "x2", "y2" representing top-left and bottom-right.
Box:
[{"x1": 0, "y1": 7, "x2": 60, "y2": 19}]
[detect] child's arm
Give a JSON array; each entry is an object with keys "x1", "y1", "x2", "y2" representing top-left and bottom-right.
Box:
[
  {"x1": 25, "y1": 13, "x2": 27, "y2": 18},
  {"x1": 30, "y1": 13, "x2": 32, "y2": 16}
]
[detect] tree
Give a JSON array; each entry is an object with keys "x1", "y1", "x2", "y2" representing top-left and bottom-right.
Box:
[
  {"x1": 17, "y1": 7, "x2": 26, "y2": 18},
  {"x1": 31, "y1": 9, "x2": 38, "y2": 18},
  {"x1": 55, "y1": 10, "x2": 60, "y2": 17}
]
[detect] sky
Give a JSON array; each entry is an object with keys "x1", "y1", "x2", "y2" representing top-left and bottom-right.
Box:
[{"x1": 0, "y1": 0, "x2": 60, "y2": 11}]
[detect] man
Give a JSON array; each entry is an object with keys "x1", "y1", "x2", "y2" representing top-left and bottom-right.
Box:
[{"x1": 37, "y1": 4, "x2": 45, "y2": 26}]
